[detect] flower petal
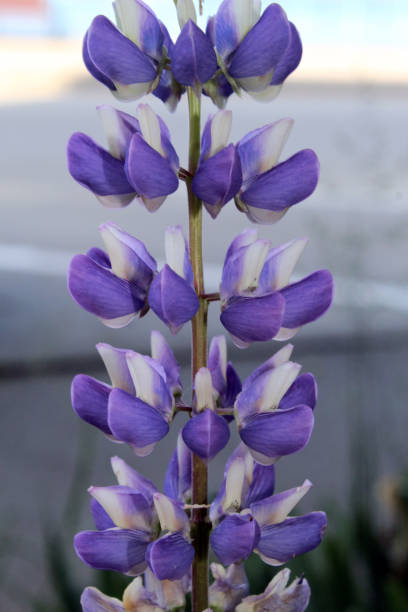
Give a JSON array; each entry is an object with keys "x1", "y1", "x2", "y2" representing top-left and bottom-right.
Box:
[
  {"x1": 238, "y1": 118, "x2": 294, "y2": 184},
  {"x1": 220, "y1": 293, "x2": 285, "y2": 344},
  {"x1": 200, "y1": 110, "x2": 233, "y2": 161},
  {"x1": 146, "y1": 531, "x2": 194, "y2": 580},
  {"x1": 67, "y1": 133, "x2": 135, "y2": 204},
  {"x1": 279, "y1": 373, "x2": 317, "y2": 411},
  {"x1": 192, "y1": 145, "x2": 242, "y2": 218},
  {"x1": 257, "y1": 512, "x2": 327, "y2": 565},
  {"x1": 245, "y1": 462, "x2": 276, "y2": 507},
  {"x1": 108, "y1": 388, "x2": 169, "y2": 448},
  {"x1": 68, "y1": 254, "x2": 144, "y2": 323},
  {"x1": 96, "y1": 343, "x2": 135, "y2": 394},
  {"x1": 74, "y1": 528, "x2": 150, "y2": 575},
  {"x1": 164, "y1": 225, "x2": 193, "y2": 283},
  {"x1": 177, "y1": 0, "x2": 197, "y2": 29},
  {"x1": 71, "y1": 374, "x2": 112, "y2": 435},
  {"x1": 125, "y1": 133, "x2": 178, "y2": 199},
  {"x1": 91, "y1": 498, "x2": 116, "y2": 531},
  {"x1": 99, "y1": 222, "x2": 156, "y2": 286},
  {"x1": 209, "y1": 562, "x2": 249, "y2": 612},
  {"x1": 271, "y1": 22, "x2": 302, "y2": 85},
  {"x1": 215, "y1": 0, "x2": 261, "y2": 60},
  {"x1": 235, "y1": 361, "x2": 302, "y2": 424},
  {"x1": 164, "y1": 433, "x2": 192, "y2": 502},
  {"x1": 113, "y1": 0, "x2": 164, "y2": 61},
  {"x1": 89, "y1": 486, "x2": 153, "y2": 531},
  {"x1": 241, "y1": 149, "x2": 319, "y2": 214},
  {"x1": 240, "y1": 406, "x2": 314, "y2": 460},
  {"x1": 148, "y1": 265, "x2": 199, "y2": 334},
  {"x1": 172, "y1": 20, "x2": 217, "y2": 86},
  {"x1": 87, "y1": 16, "x2": 157, "y2": 86},
  {"x1": 229, "y1": 4, "x2": 290, "y2": 79},
  {"x1": 110, "y1": 456, "x2": 158, "y2": 502},
  {"x1": 182, "y1": 409, "x2": 230, "y2": 460},
  {"x1": 98, "y1": 105, "x2": 140, "y2": 160},
  {"x1": 153, "y1": 492, "x2": 189, "y2": 534},
  {"x1": 250, "y1": 480, "x2": 313, "y2": 527},
  {"x1": 210, "y1": 513, "x2": 260, "y2": 565},
  {"x1": 126, "y1": 352, "x2": 173, "y2": 420},
  {"x1": 281, "y1": 270, "x2": 334, "y2": 328},
  {"x1": 258, "y1": 238, "x2": 308, "y2": 294},
  {"x1": 81, "y1": 586, "x2": 125, "y2": 612},
  {"x1": 151, "y1": 330, "x2": 182, "y2": 396}
]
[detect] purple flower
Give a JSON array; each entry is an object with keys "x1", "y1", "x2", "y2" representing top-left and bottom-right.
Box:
[
  {"x1": 192, "y1": 111, "x2": 242, "y2": 219},
  {"x1": 148, "y1": 226, "x2": 200, "y2": 334},
  {"x1": 83, "y1": 1, "x2": 171, "y2": 101},
  {"x1": 125, "y1": 104, "x2": 180, "y2": 212},
  {"x1": 182, "y1": 368, "x2": 230, "y2": 461},
  {"x1": 236, "y1": 568, "x2": 311, "y2": 612},
  {"x1": 235, "y1": 344, "x2": 317, "y2": 465},
  {"x1": 68, "y1": 222, "x2": 157, "y2": 328},
  {"x1": 75, "y1": 460, "x2": 194, "y2": 581},
  {"x1": 210, "y1": 444, "x2": 276, "y2": 523},
  {"x1": 210, "y1": 471, "x2": 326, "y2": 566},
  {"x1": 67, "y1": 106, "x2": 139, "y2": 208},
  {"x1": 68, "y1": 105, "x2": 179, "y2": 213},
  {"x1": 209, "y1": 563, "x2": 249, "y2": 612},
  {"x1": 220, "y1": 229, "x2": 334, "y2": 347},
  {"x1": 171, "y1": 20, "x2": 218, "y2": 89},
  {"x1": 71, "y1": 332, "x2": 180, "y2": 455},
  {"x1": 236, "y1": 118, "x2": 319, "y2": 224},
  {"x1": 212, "y1": 1, "x2": 301, "y2": 98}
]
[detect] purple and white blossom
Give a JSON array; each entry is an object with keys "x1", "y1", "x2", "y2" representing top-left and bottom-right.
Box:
[
  {"x1": 209, "y1": 562, "x2": 249, "y2": 612},
  {"x1": 75, "y1": 459, "x2": 194, "y2": 581},
  {"x1": 68, "y1": 221, "x2": 156, "y2": 327},
  {"x1": 68, "y1": 104, "x2": 179, "y2": 212},
  {"x1": 182, "y1": 367, "x2": 230, "y2": 460},
  {"x1": 192, "y1": 110, "x2": 242, "y2": 218},
  {"x1": 236, "y1": 118, "x2": 319, "y2": 224},
  {"x1": 211, "y1": 0, "x2": 302, "y2": 98},
  {"x1": 148, "y1": 225, "x2": 200, "y2": 333},
  {"x1": 234, "y1": 345, "x2": 317, "y2": 465},
  {"x1": 83, "y1": 1, "x2": 169, "y2": 101},
  {"x1": 220, "y1": 229, "x2": 334, "y2": 346},
  {"x1": 210, "y1": 456, "x2": 326, "y2": 566},
  {"x1": 71, "y1": 331, "x2": 180, "y2": 455}
]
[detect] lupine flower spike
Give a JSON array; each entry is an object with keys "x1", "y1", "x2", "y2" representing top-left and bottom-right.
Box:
[{"x1": 67, "y1": 2, "x2": 334, "y2": 610}]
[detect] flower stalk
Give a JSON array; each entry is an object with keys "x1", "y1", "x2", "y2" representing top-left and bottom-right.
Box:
[{"x1": 186, "y1": 86, "x2": 210, "y2": 611}]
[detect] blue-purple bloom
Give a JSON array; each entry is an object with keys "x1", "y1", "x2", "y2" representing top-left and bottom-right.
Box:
[
  {"x1": 75, "y1": 459, "x2": 194, "y2": 581},
  {"x1": 236, "y1": 118, "x2": 319, "y2": 224},
  {"x1": 234, "y1": 345, "x2": 317, "y2": 465},
  {"x1": 192, "y1": 110, "x2": 242, "y2": 218},
  {"x1": 182, "y1": 367, "x2": 230, "y2": 460},
  {"x1": 220, "y1": 229, "x2": 334, "y2": 347},
  {"x1": 68, "y1": 221, "x2": 157, "y2": 328},
  {"x1": 83, "y1": 1, "x2": 171, "y2": 102},
  {"x1": 71, "y1": 332, "x2": 180, "y2": 455},
  {"x1": 208, "y1": 335, "x2": 242, "y2": 419},
  {"x1": 210, "y1": 0, "x2": 302, "y2": 99},
  {"x1": 210, "y1": 444, "x2": 326, "y2": 566},
  {"x1": 171, "y1": 19, "x2": 218, "y2": 88},
  {"x1": 68, "y1": 104, "x2": 179, "y2": 212},
  {"x1": 148, "y1": 225, "x2": 200, "y2": 333}
]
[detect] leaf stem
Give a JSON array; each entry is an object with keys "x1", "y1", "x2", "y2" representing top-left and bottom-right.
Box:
[{"x1": 186, "y1": 86, "x2": 210, "y2": 612}]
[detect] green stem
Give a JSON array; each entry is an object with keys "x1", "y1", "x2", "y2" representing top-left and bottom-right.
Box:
[{"x1": 187, "y1": 87, "x2": 210, "y2": 612}]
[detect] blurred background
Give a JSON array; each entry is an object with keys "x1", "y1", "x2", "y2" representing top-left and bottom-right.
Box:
[{"x1": 1, "y1": 0, "x2": 407, "y2": 610}]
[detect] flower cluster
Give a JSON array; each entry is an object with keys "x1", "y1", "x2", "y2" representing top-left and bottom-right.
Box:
[{"x1": 67, "y1": 1, "x2": 334, "y2": 610}]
